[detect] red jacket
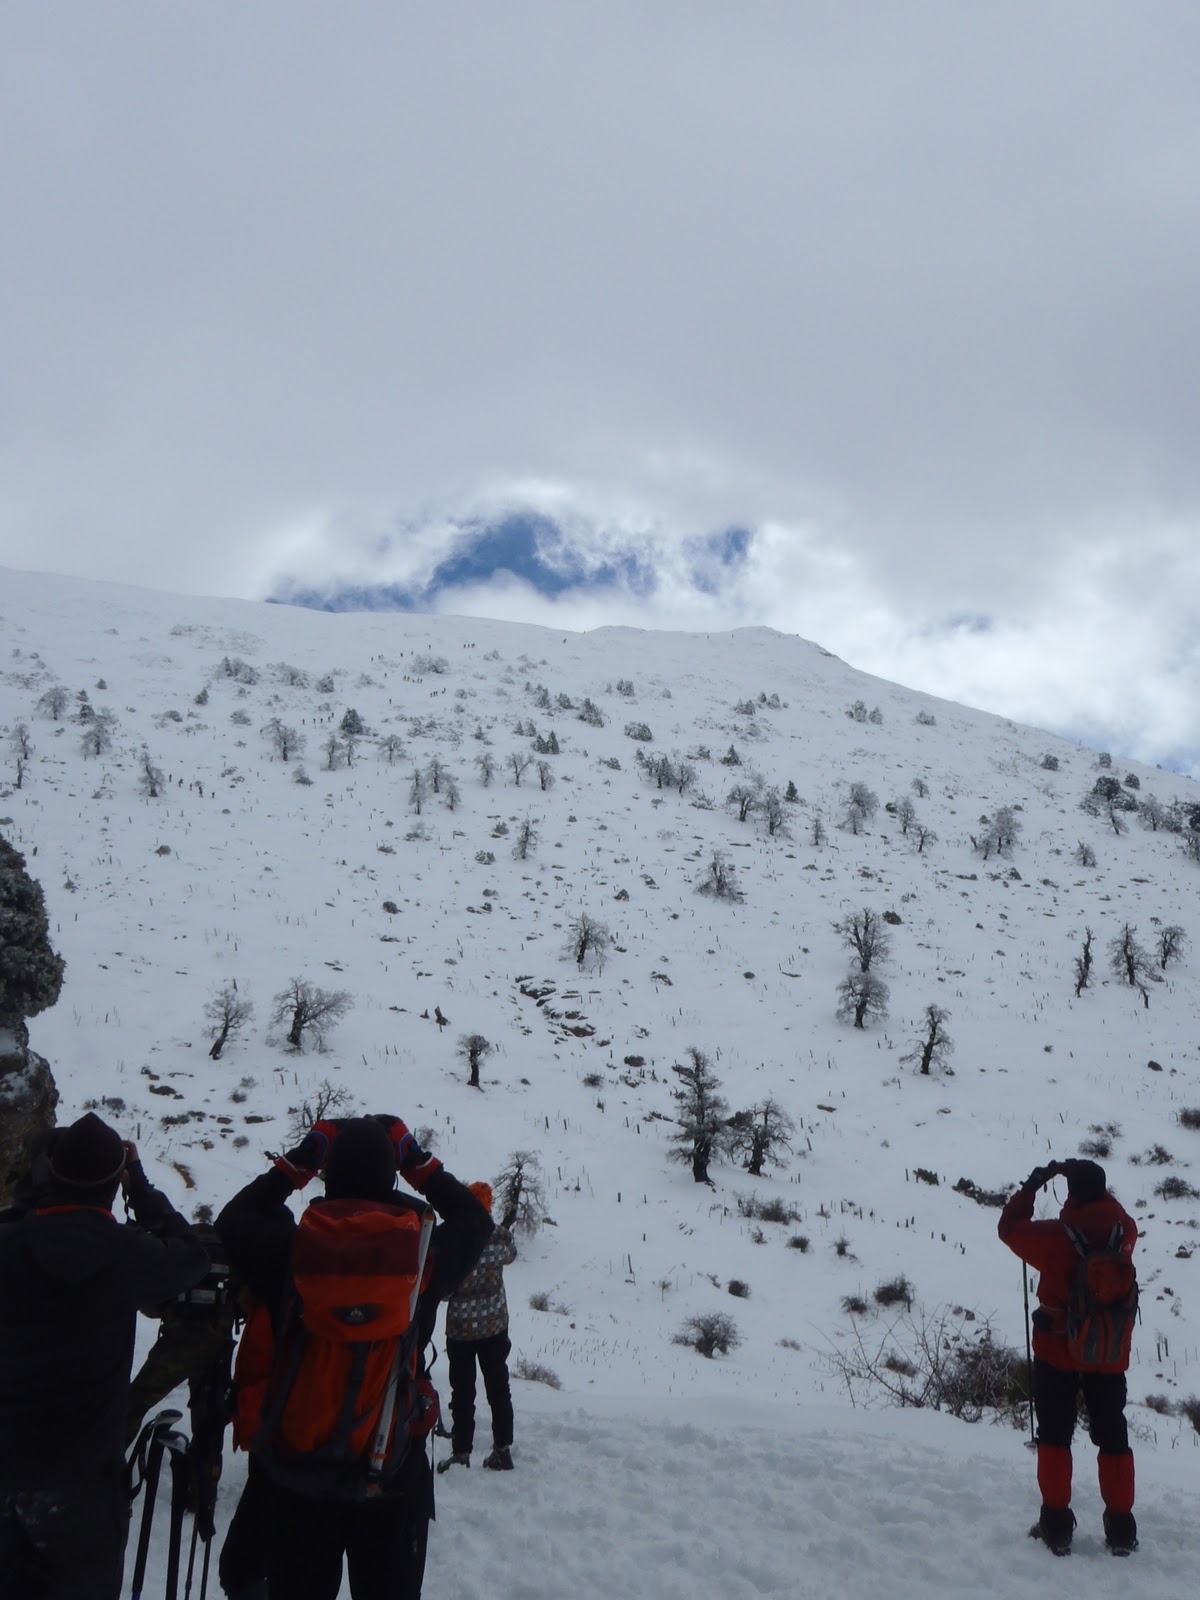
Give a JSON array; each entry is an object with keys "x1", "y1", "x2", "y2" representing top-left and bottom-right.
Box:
[{"x1": 998, "y1": 1186, "x2": 1137, "y2": 1372}]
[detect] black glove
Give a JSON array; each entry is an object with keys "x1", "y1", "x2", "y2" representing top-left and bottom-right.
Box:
[{"x1": 1022, "y1": 1162, "x2": 1057, "y2": 1192}]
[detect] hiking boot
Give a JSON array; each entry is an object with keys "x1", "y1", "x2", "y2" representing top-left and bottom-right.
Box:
[
  {"x1": 436, "y1": 1451, "x2": 470, "y2": 1475},
  {"x1": 1029, "y1": 1506, "x2": 1075, "y2": 1556},
  {"x1": 483, "y1": 1447, "x2": 514, "y2": 1471},
  {"x1": 1103, "y1": 1511, "x2": 1138, "y2": 1555}
]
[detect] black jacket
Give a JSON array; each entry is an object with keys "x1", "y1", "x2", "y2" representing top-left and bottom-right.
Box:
[{"x1": 0, "y1": 1166, "x2": 208, "y2": 1488}]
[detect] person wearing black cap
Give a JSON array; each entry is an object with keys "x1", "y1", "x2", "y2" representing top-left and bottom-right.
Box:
[
  {"x1": 216, "y1": 1115, "x2": 493, "y2": 1600},
  {"x1": 0, "y1": 1111, "x2": 208, "y2": 1599},
  {"x1": 999, "y1": 1157, "x2": 1138, "y2": 1556}
]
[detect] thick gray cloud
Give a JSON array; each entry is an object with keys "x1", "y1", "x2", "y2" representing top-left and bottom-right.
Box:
[{"x1": 2, "y1": 3, "x2": 1198, "y2": 766}]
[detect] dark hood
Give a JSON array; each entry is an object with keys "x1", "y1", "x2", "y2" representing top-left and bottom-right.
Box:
[{"x1": 23, "y1": 1207, "x2": 120, "y2": 1286}]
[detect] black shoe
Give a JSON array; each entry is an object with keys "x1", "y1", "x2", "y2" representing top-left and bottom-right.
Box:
[
  {"x1": 1103, "y1": 1511, "x2": 1138, "y2": 1555},
  {"x1": 1029, "y1": 1507, "x2": 1075, "y2": 1556},
  {"x1": 436, "y1": 1451, "x2": 470, "y2": 1475},
  {"x1": 483, "y1": 1447, "x2": 513, "y2": 1471}
]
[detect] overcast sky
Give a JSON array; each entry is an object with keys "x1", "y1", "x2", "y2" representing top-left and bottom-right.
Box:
[{"x1": 2, "y1": 3, "x2": 1198, "y2": 771}]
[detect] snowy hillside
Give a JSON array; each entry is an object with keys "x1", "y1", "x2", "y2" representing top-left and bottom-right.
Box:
[{"x1": 3, "y1": 564, "x2": 1200, "y2": 1595}]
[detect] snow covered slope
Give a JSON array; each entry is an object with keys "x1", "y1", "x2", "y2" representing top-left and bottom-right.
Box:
[{"x1": 2, "y1": 565, "x2": 1198, "y2": 1594}]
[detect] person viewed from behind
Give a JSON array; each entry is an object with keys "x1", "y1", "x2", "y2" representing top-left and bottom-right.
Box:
[
  {"x1": 0, "y1": 1112, "x2": 208, "y2": 1600},
  {"x1": 438, "y1": 1180, "x2": 518, "y2": 1473},
  {"x1": 217, "y1": 1115, "x2": 492, "y2": 1600},
  {"x1": 998, "y1": 1156, "x2": 1138, "y2": 1557}
]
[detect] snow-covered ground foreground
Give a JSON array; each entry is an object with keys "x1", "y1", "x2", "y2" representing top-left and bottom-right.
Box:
[{"x1": 130, "y1": 1390, "x2": 1200, "y2": 1598}]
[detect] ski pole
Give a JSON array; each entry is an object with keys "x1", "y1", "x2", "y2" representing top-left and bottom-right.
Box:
[
  {"x1": 128, "y1": 1410, "x2": 183, "y2": 1600},
  {"x1": 164, "y1": 1430, "x2": 191, "y2": 1600},
  {"x1": 1022, "y1": 1264, "x2": 1035, "y2": 1449}
]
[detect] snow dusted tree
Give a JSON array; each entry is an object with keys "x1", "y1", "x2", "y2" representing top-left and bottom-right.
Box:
[
  {"x1": 728, "y1": 777, "x2": 762, "y2": 823},
  {"x1": 836, "y1": 971, "x2": 890, "y2": 1030},
  {"x1": 0, "y1": 835, "x2": 65, "y2": 1038},
  {"x1": 263, "y1": 718, "x2": 305, "y2": 762},
  {"x1": 493, "y1": 1149, "x2": 546, "y2": 1233},
  {"x1": 842, "y1": 782, "x2": 879, "y2": 834},
  {"x1": 513, "y1": 817, "x2": 538, "y2": 861},
  {"x1": 205, "y1": 981, "x2": 254, "y2": 1060},
  {"x1": 475, "y1": 751, "x2": 496, "y2": 787},
  {"x1": 810, "y1": 814, "x2": 827, "y2": 848},
  {"x1": 408, "y1": 767, "x2": 427, "y2": 815},
  {"x1": 567, "y1": 911, "x2": 610, "y2": 970},
  {"x1": 893, "y1": 795, "x2": 916, "y2": 836},
  {"x1": 442, "y1": 772, "x2": 461, "y2": 810},
  {"x1": 458, "y1": 1031, "x2": 493, "y2": 1090},
  {"x1": 8, "y1": 724, "x2": 32, "y2": 789},
  {"x1": 1075, "y1": 841, "x2": 1097, "y2": 868},
  {"x1": 36, "y1": 684, "x2": 69, "y2": 721},
  {"x1": 80, "y1": 709, "x2": 117, "y2": 758},
  {"x1": 911, "y1": 777, "x2": 930, "y2": 799},
  {"x1": 138, "y1": 749, "x2": 165, "y2": 799},
  {"x1": 340, "y1": 708, "x2": 365, "y2": 736},
  {"x1": 536, "y1": 759, "x2": 554, "y2": 792},
  {"x1": 761, "y1": 787, "x2": 790, "y2": 838},
  {"x1": 971, "y1": 806, "x2": 1021, "y2": 860},
  {"x1": 509, "y1": 750, "x2": 534, "y2": 787},
  {"x1": 1139, "y1": 794, "x2": 1167, "y2": 832},
  {"x1": 378, "y1": 733, "x2": 405, "y2": 765},
  {"x1": 322, "y1": 733, "x2": 345, "y2": 771},
  {"x1": 271, "y1": 978, "x2": 353, "y2": 1051},
  {"x1": 901, "y1": 1005, "x2": 954, "y2": 1076},
  {"x1": 426, "y1": 755, "x2": 446, "y2": 795},
  {"x1": 697, "y1": 849, "x2": 742, "y2": 902},
  {"x1": 835, "y1": 907, "x2": 892, "y2": 973},
  {"x1": 668, "y1": 1046, "x2": 731, "y2": 1185},
  {"x1": 1157, "y1": 925, "x2": 1187, "y2": 968},
  {"x1": 728, "y1": 1097, "x2": 795, "y2": 1176}
]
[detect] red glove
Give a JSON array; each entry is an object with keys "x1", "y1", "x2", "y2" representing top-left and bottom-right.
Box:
[
  {"x1": 375, "y1": 1115, "x2": 442, "y2": 1192},
  {"x1": 273, "y1": 1119, "x2": 340, "y2": 1189}
]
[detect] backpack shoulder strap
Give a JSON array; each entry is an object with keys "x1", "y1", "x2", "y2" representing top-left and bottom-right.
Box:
[{"x1": 1063, "y1": 1224, "x2": 1089, "y2": 1259}]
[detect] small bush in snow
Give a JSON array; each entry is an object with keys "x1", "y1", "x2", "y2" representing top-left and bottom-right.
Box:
[
  {"x1": 673, "y1": 1312, "x2": 742, "y2": 1359},
  {"x1": 512, "y1": 1357, "x2": 562, "y2": 1389}
]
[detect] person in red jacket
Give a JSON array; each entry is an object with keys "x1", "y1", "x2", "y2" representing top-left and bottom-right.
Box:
[{"x1": 998, "y1": 1157, "x2": 1138, "y2": 1556}]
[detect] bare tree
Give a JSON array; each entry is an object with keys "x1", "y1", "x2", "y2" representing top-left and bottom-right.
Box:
[
  {"x1": 674, "y1": 760, "x2": 697, "y2": 796},
  {"x1": 761, "y1": 787, "x2": 790, "y2": 838},
  {"x1": 442, "y1": 773, "x2": 461, "y2": 811},
  {"x1": 475, "y1": 751, "x2": 496, "y2": 787},
  {"x1": 728, "y1": 777, "x2": 762, "y2": 823},
  {"x1": 493, "y1": 1149, "x2": 547, "y2": 1233},
  {"x1": 1108, "y1": 924, "x2": 1156, "y2": 996},
  {"x1": 408, "y1": 767, "x2": 427, "y2": 814},
  {"x1": 36, "y1": 684, "x2": 69, "y2": 721},
  {"x1": 668, "y1": 1046, "x2": 731, "y2": 1185},
  {"x1": 138, "y1": 749, "x2": 165, "y2": 798},
  {"x1": 322, "y1": 733, "x2": 345, "y2": 771},
  {"x1": 426, "y1": 755, "x2": 446, "y2": 794},
  {"x1": 913, "y1": 824, "x2": 937, "y2": 855},
  {"x1": 810, "y1": 814, "x2": 827, "y2": 848},
  {"x1": 458, "y1": 1031, "x2": 493, "y2": 1090},
  {"x1": 205, "y1": 981, "x2": 255, "y2": 1060},
  {"x1": 1157, "y1": 925, "x2": 1187, "y2": 968},
  {"x1": 263, "y1": 718, "x2": 305, "y2": 762},
  {"x1": 1074, "y1": 927, "x2": 1095, "y2": 997},
  {"x1": 271, "y1": 978, "x2": 353, "y2": 1051},
  {"x1": 513, "y1": 817, "x2": 538, "y2": 861},
  {"x1": 835, "y1": 907, "x2": 892, "y2": 973},
  {"x1": 287, "y1": 1077, "x2": 357, "y2": 1143},
  {"x1": 567, "y1": 911, "x2": 610, "y2": 971},
  {"x1": 836, "y1": 971, "x2": 890, "y2": 1030},
  {"x1": 9, "y1": 723, "x2": 32, "y2": 789},
  {"x1": 509, "y1": 750, "x2": 534, "y2": 787},
  {"x1": 378, "y1": 733, "x2": 405, "y2": 765},
  {"x1": 911, "y1": 777, "x2": 930, "y2": 799},
  {"x1": 1139, "y1": 794, "x2": 1167, "y2": 832},
  {"x1": 972, "y1": 806, "x2": 1021, "y2": 859},
  {"x1": 696, "y1": 849, "x2": 742, "y2": 902},
  {"x1": 842, "y1": 782, "x2": 879, "y2": 834},
  {"x1": 901, "y1": 1005, "x2": 954, "y2": 1075},
  {"x1": 727, "y1": 1097, "x2": 795, "y2": 1175},
  {"x1": 893, "y1": 795, "x2": 916, "y2": 835},
  {"x1": 536, "y1": 760, "x2": 554, "y2": 791}
]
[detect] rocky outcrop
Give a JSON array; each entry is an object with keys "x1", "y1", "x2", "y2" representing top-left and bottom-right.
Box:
[{"x1": 0, "y1": 1022, "x2": 59, "y2": 1207}]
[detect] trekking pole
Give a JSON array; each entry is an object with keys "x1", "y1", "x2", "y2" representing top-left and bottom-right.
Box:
[
  {"x1": 127, "y1": 1409, "x2": 184, "y2": 1600},
  {"x1": 1022, "y1": 1264, "x2": 1036, "y2": 1450},
  {"x1": 163, "y1": 1430, "x2": 192, "y2": 1600}
]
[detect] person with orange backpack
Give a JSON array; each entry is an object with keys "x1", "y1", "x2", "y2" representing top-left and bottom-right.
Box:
[
  {"x1": 217, "y1": 1114, "x2": 492, "y2": 1600},
  {"x1": 998, "y1": 1157, "x2": 1138, "y2": 1557}
]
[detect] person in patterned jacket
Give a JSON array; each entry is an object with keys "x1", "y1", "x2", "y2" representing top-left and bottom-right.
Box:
[{"x1": 436, "y1": 1182, "x2": 517, "y2": 1472}]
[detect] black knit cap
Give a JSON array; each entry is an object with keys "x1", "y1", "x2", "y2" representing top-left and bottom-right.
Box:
[
  {"x1": 323, "y1": 1118, "x2": 397, "y2": 1203},
  {"x1": 1060, "y1": 1157, "x2": 1107, "y2": 1204},
  {"x1": 48, "y1": 1112, "x2": 127, "y2": 1189}
]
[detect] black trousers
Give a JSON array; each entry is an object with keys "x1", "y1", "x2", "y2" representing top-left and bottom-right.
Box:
[
  {"x1": 447, "y1": 1332, "x2": 513, "y2": 1454},
  {"x1": 218, "y1": 1457, "x2": 271, "y2": 1598},
  {"x1": 266, "y1": 1463, "x2": 432, "y2": 1600},
  {"x1": 0, "y1": 1469, "x2": 128, "y2": 1600},
  {"x1": 1033, "y1": 1359, "x2": 1129, "y2": 1453}
]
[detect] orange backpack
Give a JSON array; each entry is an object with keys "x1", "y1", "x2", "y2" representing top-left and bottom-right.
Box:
[
  {"x1": 1063, "y1": 1223, "x2": 1138, "y2": 1371},
  {"x1": 255, "y1": 1197, "x2": 438, "y2": 1497}
]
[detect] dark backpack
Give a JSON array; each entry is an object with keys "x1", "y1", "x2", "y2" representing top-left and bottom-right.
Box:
[
  {"x1": 1063, "y1": 1224, "x2": 1138, "y2": 1370},
  {"x1": 254, "y1": 1196, "x2": 438, "y2": 1498}
]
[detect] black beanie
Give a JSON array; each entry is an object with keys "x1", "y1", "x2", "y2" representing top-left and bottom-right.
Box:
[
  {"x1": 1061, "y1": 1158, "x2": 1107, "y2": 1205},
  {"x1": 323, "y1": 1118, "x2": 397, "y2": 1203},
  {"x1": 48, "y1": 1112, "x2": 127, "y2": 1189}
]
